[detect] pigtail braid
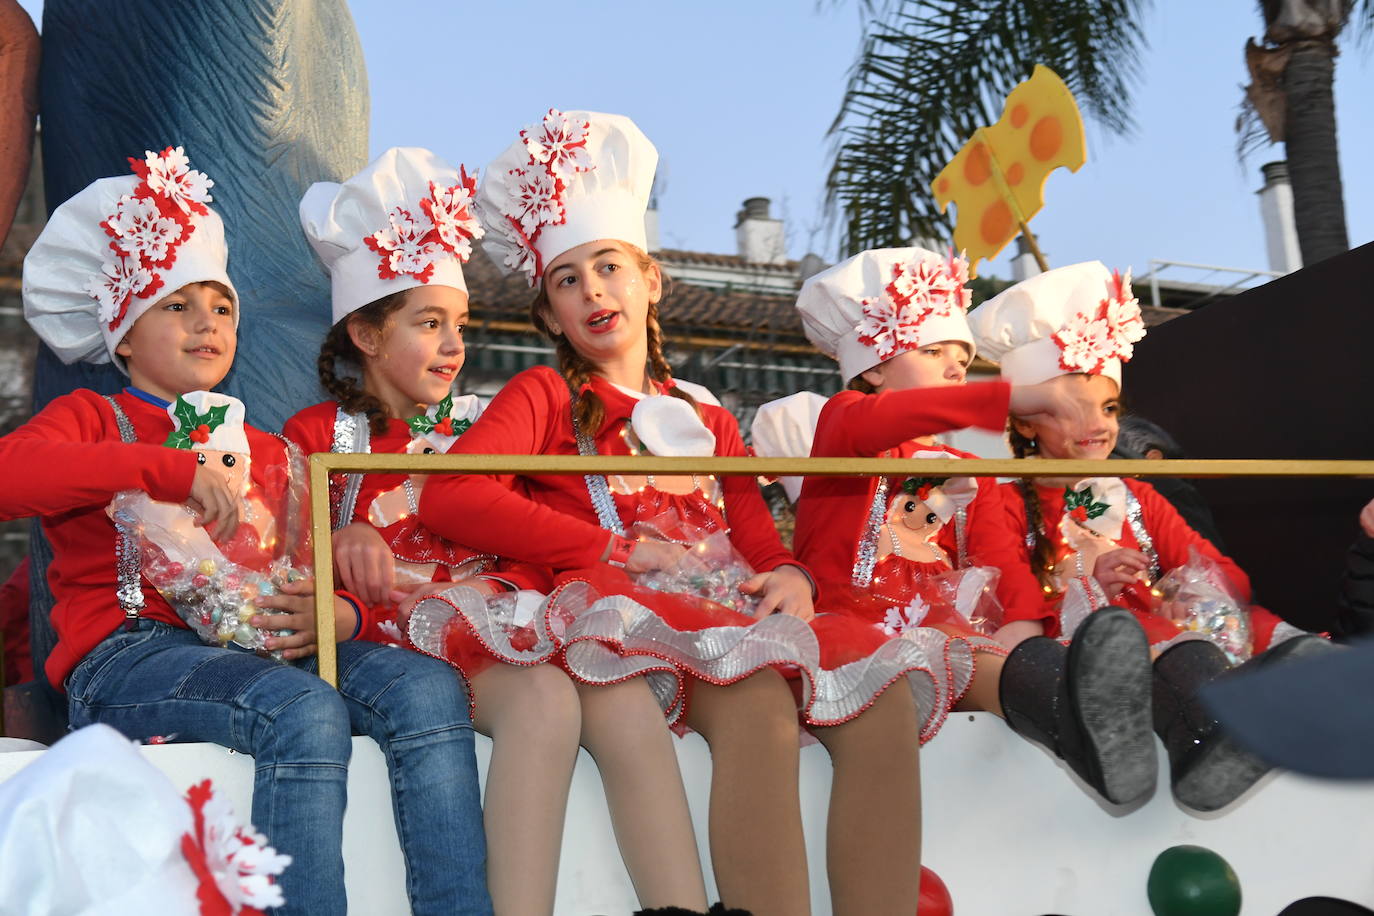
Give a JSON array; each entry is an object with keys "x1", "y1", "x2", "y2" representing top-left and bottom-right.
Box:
[
  {"x1": 317, "y1": 290, "x2": 412, "y2": 436},
  {"x1": 1009, "y1": 424, "x2": 1057, "y2": 591}
]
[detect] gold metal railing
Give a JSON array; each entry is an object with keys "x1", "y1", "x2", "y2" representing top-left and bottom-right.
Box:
[{"x1": 308, "y1": 455, "x2": 1374, "y2": 686}]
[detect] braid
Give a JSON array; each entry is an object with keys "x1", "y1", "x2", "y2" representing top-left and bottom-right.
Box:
[
  {"x1": 645, "y1": 300, "x2": 702, "y2": 420},
  {"x1": 1009, "y1": 424, "x2": 1057, "y2": 591},
  {"x1": 317, "y1": 291, "x2": 411, "y2": 436}
]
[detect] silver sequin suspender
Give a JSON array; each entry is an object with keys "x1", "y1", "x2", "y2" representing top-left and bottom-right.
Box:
[
  {"x1": 331, "y1": 408, "x2": 370, "y2": 530},
  {"x1": 571, "y1": 401, "x2": 628, "y2": 537},
  {"x1": 851, "y1": 477, "x2": 890, "y2": 588},
  {"x1": 1123, "y1": 486, "x2": 1161, "y2": 581},
  {"x1": 103, "y1": 396, "x2": 145, "y2": 624}
]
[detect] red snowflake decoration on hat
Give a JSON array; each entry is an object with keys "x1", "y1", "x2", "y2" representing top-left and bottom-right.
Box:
[
  {"x1": 1051, "y1": 269, "x2": 1145, "y2": 375},
  {"x1": 498, "y1": 108, "x2": 595, "y2": 285},
  {"x1": 521, "y1": 108, "x2": 594, "y2": 179},
  {"x1": 87, "y1": 146, "x2": 215, "y2": 331},
  {"x1": 856, "y1": 251, "x2": 972, "y2": 361},
  {"x1": 181, "y1": 780, "x2": 292, "y2": 916},
  {"x1": 363, "y1": 170, "x2": 485, "y2": 283}
]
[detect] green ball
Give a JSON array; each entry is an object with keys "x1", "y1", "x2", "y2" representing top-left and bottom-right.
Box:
[{"x1": 1147, "y1": 845, "x2": 1242, "y2": 916}]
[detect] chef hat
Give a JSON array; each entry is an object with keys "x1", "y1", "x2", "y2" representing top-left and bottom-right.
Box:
[
  {"x1": 163, "y1": 390, "x2": 251, "y2": 454},
  {"x1": 23, "y1": 146, "x2": 238, "y2": 372},
  {"x1": 0, "y1": 724, "x2": 290, "y2": 915},
  {"x1": 750, "y1": 391, "x2": 829, "y2": 503},
  {"x1": 300, "y1": 147, "x2": 483, "y2": 324},
  {"x1": 968, "y1": 261, "x2": 1145, "y2": 389},
  {"x1": 796, "y1": 247, "x2": 975, "y2": 383},
  {"x1": 478, "y1": 109, "x2": 657, "y2": 286}
]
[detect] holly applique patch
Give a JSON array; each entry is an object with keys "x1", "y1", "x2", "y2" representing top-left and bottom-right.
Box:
[
  {"x1": 164, "y1": 396, "x2": 229, "y2": 449},
  {"x1": 408, "y1": 393, "x2": 472, "y2": 439},
  {"x1": 1063, "y1": 484, "x2": 1110, "y2": 525},
  {"x1": 901, "y1": 476, "x2": 949, "y2": 502}
]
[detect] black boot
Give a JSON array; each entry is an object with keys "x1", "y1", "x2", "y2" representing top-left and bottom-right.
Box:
[
  {"x1": 1154, "y1": 634, "x2": 1334, "y2": 812},
  {"x1": 1000, "y1": 607, "x2": 1157, "y2": 805}
]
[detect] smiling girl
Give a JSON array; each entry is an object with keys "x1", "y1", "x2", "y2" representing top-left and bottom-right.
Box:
[
  {"x1": 415, "y1": 109, "x2": 922, "y2": 915},
  {"x1": 970, "y1": 261, "x2": 1327, "y2": 811},
  {"x1": 283, "y1": 147, "x2": 710, "y2": 914}
]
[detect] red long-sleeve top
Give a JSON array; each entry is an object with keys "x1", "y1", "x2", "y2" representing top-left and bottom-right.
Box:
[
  {"x1": 418, "y1": 366, "x2": 804, "y2": 577},
  {"x1": 0, "y1": 388, "x2": 268, "y2": 686},
  {"x1": 283, "y1": 401, "x2": 550, "y2": 594},
  {"x1": 994, "y1": 477, "x2": 1251, "y2": 636},
  {"x1": 792, "y1": 383, "x2": 1044, "y2": 621}
]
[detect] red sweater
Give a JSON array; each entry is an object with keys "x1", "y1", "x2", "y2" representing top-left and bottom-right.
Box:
[
  {"x1": 0, "y1": 389, "x2": 225, "y2": 686},
  {"x1": 283, "y1": 401, "x2": 550, "y2": 594},
  {"x1": 994, "y1": 477, "x2": 1251, "y2": 635},
  {"x1": 419, "y1": 366, "x2": 802, "y2": 576}
]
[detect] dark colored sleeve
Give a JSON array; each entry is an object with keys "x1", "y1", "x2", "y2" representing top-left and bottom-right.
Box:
[
  {"x1": 1335, "y1": 533, "x2": 1374, "y2": 639},
  {"x1": 418, "y1": 369, "x2": 611, "y2": 570},
  {"x1": 0, "y1": 393, "x2": 197, "y2": 520},
  {"x1": 815, "y1": 382, "x2": 1011, "y2": 457}
]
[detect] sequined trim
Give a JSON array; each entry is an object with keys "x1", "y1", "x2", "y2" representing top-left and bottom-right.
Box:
[
  {"x1": 954, "y1": 506, "x2": 969, "y2": 568},
  {"x1": 331, "y1": 408, "x2": 368, "y2": 530},
  {"x1": 549, "y1": 579, "x2": 821, "y2": 728},
  {"x1": 407, "y1": 584, "x2": 560, "y2": 668},
  {"x1": 1123, "y1": 485, "x2": 1160, "y2": 581},
  {"x1": 571, "y1": 399, "x2": 627, "y2": 536},
  {"x1": 851, "y1": 477, "x2": 890, "y2": 587},
  {"x1": 103, "y1": 396, "x2": 145, "y2": 620}
]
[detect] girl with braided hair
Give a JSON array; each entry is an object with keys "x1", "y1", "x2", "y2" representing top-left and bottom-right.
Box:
[
  {"x1": 419, "y1": 109, "x2": 924, "y2": 916},
  {"x1": 760, "y1": 246, "x2": 1162, "y2": 809},
  {"x1": 285, "y1": 148, "x2": 710, "y2": 914},
  {"x1": 970, "y1": 261, "x2": 1330, "y2": 812}
]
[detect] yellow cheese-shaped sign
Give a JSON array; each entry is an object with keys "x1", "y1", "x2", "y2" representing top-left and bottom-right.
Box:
[{"x1": 932, "y1": 65, "x2": 1086, "y2": 276}]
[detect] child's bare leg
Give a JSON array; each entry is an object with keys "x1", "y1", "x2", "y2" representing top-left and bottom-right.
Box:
[
  {"x1": 577, "y1": 679, "x2": 709, "y2": 909},
  {"x1": 811, "y1": 685, "x2": 921, "y2": 916},
  {"x1": 685, "y1": 670, "x2": 810, "y2": 916},
  {"x1": 952, "y1": 649, "x2": 1006, "y2": 717},
  {"x1": 471, "y1": 663, "x2": 581, "y2": 914}
]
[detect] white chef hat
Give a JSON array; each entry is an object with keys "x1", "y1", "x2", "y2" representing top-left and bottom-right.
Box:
[
  {"x1": 23, "y1": 146, "x2": 239, "y2": 372},
  {"x1": 300, "y1": 147, "x2": 483, "y2": 324},
  {"x1": 163, "y1": 390, "x2": 251, "y2": 454},
  {"x1": 968, "y1": 261, "x2": 1145, "y2": 389},
  {"x1": 796, "y1": 247, "x2": 975, "y2": 383},
  {"x1": 478, "y1": 109, "x2": 656, "y2": 286},
  {"x1": 750, "y1": 391, "x2": 829, "y2": 503},
  {"x1": 0, "y1": 724, "x2": 291, "y2": 915}
]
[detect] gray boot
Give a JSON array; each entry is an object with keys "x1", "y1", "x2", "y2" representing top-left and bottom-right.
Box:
[
  {"x1": 1153, "y1": 633, "x2": 1334, "y2": 811},
  {"x1": 1000, "y1": 607, "x2": 1157, "y2": 805}
]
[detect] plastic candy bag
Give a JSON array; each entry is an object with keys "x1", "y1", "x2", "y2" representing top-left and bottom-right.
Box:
[
  {"x1": 1154, "y1": 546, "x2": 1253, "y2": 664},
  {"x1": 629, "y1": 508, "x2": 759, "y2": 616},
  {"x1": 108, "y1": 441, "x2": 311, "y2": 659}
]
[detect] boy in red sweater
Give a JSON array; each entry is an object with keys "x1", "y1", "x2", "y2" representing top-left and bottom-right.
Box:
[{"x1": 11, "y1": 148, "x2": 490, "y2": 915}]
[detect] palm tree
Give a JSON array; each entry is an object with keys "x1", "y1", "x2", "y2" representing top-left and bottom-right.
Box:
[
  {"x1": 1240, "y1": 1, "x2": 1372, "y2": 266},
  {"x1": 828, "y1": 1, "x2": 1369, "y2": 266},
  {"x1": 826, "y1": 1, "x2": 1152, "y2": 258}
]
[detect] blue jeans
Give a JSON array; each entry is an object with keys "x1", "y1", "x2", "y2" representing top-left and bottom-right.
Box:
[{"x1": 67, "y1": 621, "x2": 492, "y2": 916}]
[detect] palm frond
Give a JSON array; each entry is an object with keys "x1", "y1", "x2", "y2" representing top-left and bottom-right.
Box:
[{"x1": 826, "y1": 0, "x2": 1152, "y2": 257}]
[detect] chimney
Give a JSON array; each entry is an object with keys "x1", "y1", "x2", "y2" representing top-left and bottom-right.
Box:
[
  {"x1": 1011, "y1": 235, "x2": 1042, "y2": 281},
  {"x1": 735, "y1": 197, "x2": 787, "y2": 265},
  {"x1": 1258, "y1": 161, "x2": 1301, "y2": 274}
]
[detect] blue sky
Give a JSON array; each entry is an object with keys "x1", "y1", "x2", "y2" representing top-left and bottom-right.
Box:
[{"x1": 17, "y1": 1, "x2": 1373, "y2": 285}]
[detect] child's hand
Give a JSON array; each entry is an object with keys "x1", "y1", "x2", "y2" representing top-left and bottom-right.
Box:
[
  {"x1": 1091, "y1": 547, "x2": 1150, "y2": 597},
  {"x1": 1360, "y1": 498, "x2": 1374, "y2": 539},
  {"x1": 1155, "y1": 599, "x2": 1191, "y2": 621},
  {"x1": 391, "y1": 578, "x2": 497, "y2": 633},
  {"x1": 334, "y1": 522, "x2": 396, "y2": 607},
  {"x1": 252, "y1": 576, "x2": 356, "y2": 660},
  {"x1": 739, "y1": 564, "x2": 815, "y2": 621},
  {"x1": 624, "y1": 540, "x2": 687, "y2": 574},
  {"x1": 188, "y1": 462, "x2": 242, "y2": 540}
]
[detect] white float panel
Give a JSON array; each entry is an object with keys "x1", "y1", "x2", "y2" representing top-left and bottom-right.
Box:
[{"x1": 3, "y1": 713, "x2": 1373, "y2": 914}]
